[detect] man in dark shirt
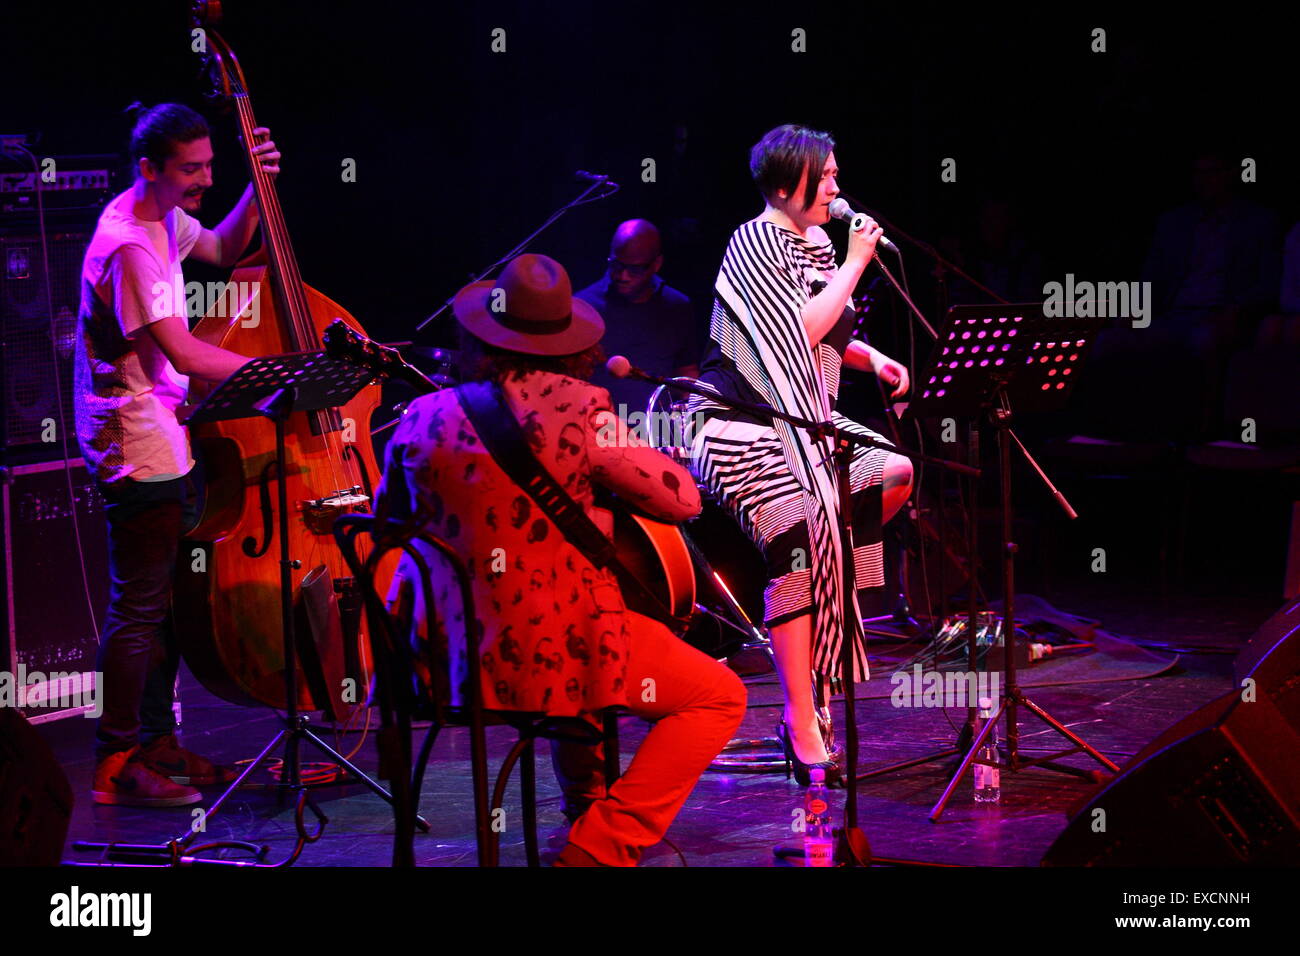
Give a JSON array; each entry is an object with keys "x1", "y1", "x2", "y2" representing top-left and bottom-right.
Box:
[{"x1": 577, "y1": 219, "x2": 700, "y2": 419}]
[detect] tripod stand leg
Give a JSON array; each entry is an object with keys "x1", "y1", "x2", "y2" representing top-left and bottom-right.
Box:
[
  {"x1": 928, "y1": 698, "x2": 1005, "y2": 822},
  {"x1": 298, "y1": 726, "x2": 433, "y2": 831},
  {"x1": 855, "y1": 746, "x2": 960, "y2": 781},
  {"x1": 174, "y1": 727, "x2": 291, "y2": 849},
  {"x1": 1017, "y1": 695, "x2": 1121, "y2": 773},
  {"x1": 682, "y1": 529, "x2": 792, "y2": 774},
  {"x1": 681, "y1": 528, "x2": 769, "y2": 649}
]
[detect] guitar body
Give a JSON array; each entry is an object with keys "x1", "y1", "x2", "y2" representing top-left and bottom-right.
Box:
[
  {"x1": 175, "y1": 267, "x2": 383, "y2": 709},
  {"x1": 609, "y1": 507, "x2": 696, "y2": 623}
]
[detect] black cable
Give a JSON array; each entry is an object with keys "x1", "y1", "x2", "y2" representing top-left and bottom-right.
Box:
[{"x1": 658, "y1": 834, "x2": 689, "y2": 867}]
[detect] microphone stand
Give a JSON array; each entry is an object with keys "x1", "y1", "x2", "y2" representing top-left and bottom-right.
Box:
[
  {"x1": 416, "y1": 176, "x2": 618, "y2": 333},
  {"x1": 612, "y1": 360, "x2": 977, "y2": 865}
]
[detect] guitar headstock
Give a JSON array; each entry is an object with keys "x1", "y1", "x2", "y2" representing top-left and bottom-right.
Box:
[
  {"x1": 323, "y1": 319, "x2": 440, "y2": 394},
  {"x1": 324, "y1": 319, "x2": 391, "y2": 372}
]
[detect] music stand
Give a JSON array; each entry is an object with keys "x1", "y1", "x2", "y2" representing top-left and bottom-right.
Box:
[
  {"x1": 77, "y1": 352, "x2": 429, "y2": 866},
  {"x1": 903, "y1": 304, "x2": 1121, "y2": 820}
]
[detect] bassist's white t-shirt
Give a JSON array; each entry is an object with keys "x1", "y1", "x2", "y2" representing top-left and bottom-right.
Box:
[{"x1": 74, "y1": 189, "x2": 201, "y2": 483}]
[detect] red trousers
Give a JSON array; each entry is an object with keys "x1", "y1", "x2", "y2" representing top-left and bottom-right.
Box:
[{"x1": 555, "y1": 613, "x2": 746, "y2": 866}]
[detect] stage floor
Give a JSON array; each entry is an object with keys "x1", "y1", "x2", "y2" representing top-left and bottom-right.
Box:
[{"x1": 39, "y1": 586, "x2": 1273, "y2": 867}]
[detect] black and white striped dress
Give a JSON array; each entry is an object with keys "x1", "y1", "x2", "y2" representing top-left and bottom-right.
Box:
[{"x1": 687, "y1": 219, "x2": 891, "y2": 681}]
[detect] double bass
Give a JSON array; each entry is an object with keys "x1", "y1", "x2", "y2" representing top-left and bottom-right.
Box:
[{"x1": 175, "y1": 3, "x2": 381, "y2": 712}]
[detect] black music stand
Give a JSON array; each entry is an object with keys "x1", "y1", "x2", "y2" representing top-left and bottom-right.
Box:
[
  {"x1": 902, "y1": 304, "x2": 1121, "y2": 820},
  {"x1": 76, "y1": 352, "x2": 429, "y2": 866}
]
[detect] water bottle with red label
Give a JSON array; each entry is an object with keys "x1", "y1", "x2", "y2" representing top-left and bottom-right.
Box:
[
  {"x1": 804, "y1": 767, "x2": 834, "y2": 866},
  {"x1": 974, "y1": 696, "x2": 1001, "y2": 803}
]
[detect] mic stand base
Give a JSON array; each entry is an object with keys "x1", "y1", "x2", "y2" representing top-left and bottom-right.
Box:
[{"x1": 833, "y1": 825, "x2": 873, "y2": 866}]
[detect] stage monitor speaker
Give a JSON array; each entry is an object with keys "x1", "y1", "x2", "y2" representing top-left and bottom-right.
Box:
[
  {"x1": 2, "y1": 457, "x2": 108, "y2": 722},
  {"x1": 1041, "y1": 683, "x2": 1300, "y2": 866},
  {"x1": 1233, "y1": 597, "x2": 1300, "y2": 735},
  {"x1": 1, "y1": 231, "x2": 90, "y2": 456},
  {"x1": 0, "y1": 708, "x2": 74, "y2": 866}
]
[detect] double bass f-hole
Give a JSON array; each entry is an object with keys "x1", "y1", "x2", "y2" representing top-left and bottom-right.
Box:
[{"x1": 242, "y1": 459, "x2": 278, "y2": 558}]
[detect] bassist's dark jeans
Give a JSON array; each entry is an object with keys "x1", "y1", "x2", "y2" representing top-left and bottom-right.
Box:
[{"x1": 94, "y1": 475, "x2": 198, "y2": 760}]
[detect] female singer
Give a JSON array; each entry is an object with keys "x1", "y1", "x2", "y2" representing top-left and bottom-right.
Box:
[{"x1": 689, "y1": 124, "x2": 913, "y2": 784}]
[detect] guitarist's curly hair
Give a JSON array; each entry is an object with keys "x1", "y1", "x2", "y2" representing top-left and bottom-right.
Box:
[{"x1": 458, "y1": 327, "x2": 605, "y2": 385}]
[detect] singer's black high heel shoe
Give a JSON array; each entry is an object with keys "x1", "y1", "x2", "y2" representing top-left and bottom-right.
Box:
[{"x1": 777, "y1": 721, "x2": 843, "y2": 787}]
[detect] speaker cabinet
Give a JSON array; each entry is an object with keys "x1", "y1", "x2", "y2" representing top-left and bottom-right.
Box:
[
  {"x1": 0, "y1": 708, "x2": 73, "y2": 865},
  {"x1": 1, "y1": 231, "x2": 90, "y2": 455},
  {"x1": 1043, "y1": 603, "x2": 1300, "y2": 866}
]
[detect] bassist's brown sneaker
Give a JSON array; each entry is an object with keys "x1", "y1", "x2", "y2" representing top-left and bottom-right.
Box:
[
  {"x1": 139, "y1": 734, "x2": 238, "y2": 786},
  {"x1": 92, "y1": 748, "x2": 202, "y2": 808}
]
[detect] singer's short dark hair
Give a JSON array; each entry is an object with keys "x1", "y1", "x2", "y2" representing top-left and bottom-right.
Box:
[
  {"x1": 750, "y1": 124, "x2": 835, "y2": 211},
  {"x1": 128, "y1": 102, "x2": 210, "y2": 172}
]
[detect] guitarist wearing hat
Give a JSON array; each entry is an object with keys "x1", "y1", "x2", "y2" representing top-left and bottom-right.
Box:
[{"x1": 376, "y1": 253, "x2": 746, "y2": 866}]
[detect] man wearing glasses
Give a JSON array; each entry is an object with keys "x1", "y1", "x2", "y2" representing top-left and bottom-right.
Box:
[{"x1": 577, "y1": 219, "x2": 701, "y2": 418}]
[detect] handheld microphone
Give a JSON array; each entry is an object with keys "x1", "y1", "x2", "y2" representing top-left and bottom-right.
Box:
[{"x1": 828, "y1": 198, "x2": 898, "y2": 254}]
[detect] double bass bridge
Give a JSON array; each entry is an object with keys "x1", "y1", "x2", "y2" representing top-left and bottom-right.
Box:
[{"x1": 300, "y1": 485, "x2": 370, "y2": 535}]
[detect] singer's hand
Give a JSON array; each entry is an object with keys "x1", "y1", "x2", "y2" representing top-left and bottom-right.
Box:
[
  {"x1": 845, "y1": 216, "x2": 884, "y2": 267},
  {"x1": 875, "y1": 355, "x2": 910, "y2": 399}
]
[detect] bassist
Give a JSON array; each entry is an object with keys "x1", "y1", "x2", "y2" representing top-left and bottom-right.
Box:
[{"x1": 73, "y1": 102, "x2": 278, "y2": 806}]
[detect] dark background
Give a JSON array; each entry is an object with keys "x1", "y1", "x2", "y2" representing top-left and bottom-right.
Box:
[
  {"x1": 4, "y1": 1, "x2": 1296, "y2": 601},
  {"x1": 5, "y1": 2, "x2": 1294, "y2": 340}
]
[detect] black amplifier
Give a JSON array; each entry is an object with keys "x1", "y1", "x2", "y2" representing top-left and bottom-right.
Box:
[{"x1": 0, "y1": 153, "x2": 118, "y2": 219}]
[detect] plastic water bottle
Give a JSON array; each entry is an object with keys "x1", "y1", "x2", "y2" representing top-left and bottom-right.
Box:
[
  {"x1": 804, "y1": 768, "x2": 835, "y2": 866},
  {"x1": 974, "y1": 697, "x2": 1001, "y2": 804}
]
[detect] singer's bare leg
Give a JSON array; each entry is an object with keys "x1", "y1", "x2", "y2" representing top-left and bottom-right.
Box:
[
  {"x1": 882, "y1": 453, "x2": 913, "y2": 524},
  {"x1": 770, "y1": 613, "x2": 827, "y2": 765}
]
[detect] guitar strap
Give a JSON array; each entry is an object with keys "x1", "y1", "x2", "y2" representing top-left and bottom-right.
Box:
[{"x1": 456, "y1": 380, "x2": 687, "y2": 635}]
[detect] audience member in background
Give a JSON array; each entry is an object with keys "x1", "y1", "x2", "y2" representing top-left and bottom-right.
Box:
[
  {"x1": 1141, "y1": 151, "x2": 1280, "y2": 356},
  {"x1": 1080, "y1": 151, "x2": 1281, "y2": 441},
  {"x1": 939, "y1": 195, "x2": 1044, "y2": 306}
]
